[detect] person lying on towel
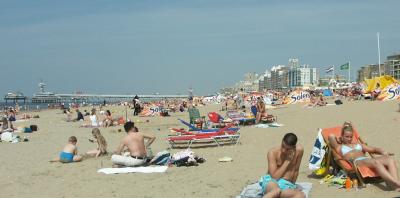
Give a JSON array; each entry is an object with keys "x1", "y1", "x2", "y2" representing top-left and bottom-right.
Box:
[
  {"x1": 329, "y1": 122, "x2": 400, "y2": 191},
  {"x1": 259, "y1": 133, "x2": 305, "y2": 198},
  {"x1": 111, "y1": 121, "x2": 156, "y2": 167}
]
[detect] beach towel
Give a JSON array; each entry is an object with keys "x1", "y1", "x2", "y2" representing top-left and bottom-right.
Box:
[
  {"x1": 253, "y1": 123, "x2": 284, "y2": 128},
  {"x1": 236, "y1": 182, "x2": 312, "y2": 198},
  {"x1": 97, "y1": 166, "x2": 168, "y2": 174},
  {"x1": 309, "y1": 129, "x2": 327, "y2": 171}
]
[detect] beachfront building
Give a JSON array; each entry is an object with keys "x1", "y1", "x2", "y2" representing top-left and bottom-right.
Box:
[
  {"x1": 270, "y1": 65, "x2": 289, "y2": 90},
  {"x1": 233, "y1": 72, "x2": 260, "y2": 92},
  {"x1": 258, "y1": 70, "x2": 271, "y2": 92},
  {"x1": 386, "y1": 53, "x2": 400, "y2": 79},
  {"x1": 259, "y1": 58, "x2": 318, "y2": 90},
  {"x1": 259, "y1": 65, "x2": 289, "y2": 91},
  {"x1": 288, "y1": 64, "x2": 318, "y2": 88},
  {"x1": 357, "y1": 64, "x2": 381, "y2": 82}
]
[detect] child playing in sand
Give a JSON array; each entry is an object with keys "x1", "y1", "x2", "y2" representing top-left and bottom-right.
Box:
[
  {"x1": 86, "y1": 128, "x2": 107, "y2": 157},
  {"x1": 50, "y1": 136, "x2": 82, "y2": 163}
]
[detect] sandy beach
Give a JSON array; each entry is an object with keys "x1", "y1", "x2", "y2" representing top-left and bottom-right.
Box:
[{"x1": 1, "y1": 100, "x2": 400, "y2": 198}]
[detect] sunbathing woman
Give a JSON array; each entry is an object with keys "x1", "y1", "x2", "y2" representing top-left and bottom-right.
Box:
[
  {"x1": 102, "y1": 110, "x2": 114, "y2": 127},
  {"x1": 86, "y1": 128, "x2": 107, "y2": 157},
  {"x1": 329, "y1": 122, "x2": 400, "y2": 191},
  {"x1": 256, "y1": 98, "x2": 270, "y2": 123}
]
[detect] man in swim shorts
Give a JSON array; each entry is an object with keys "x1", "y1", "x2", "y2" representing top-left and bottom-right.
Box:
[
  {"x1": 111, "y1": 121, "x2": 156, "y2": 167},
  {"x1": 259, "y1": 133, "x2": 304, "y2": 198}
]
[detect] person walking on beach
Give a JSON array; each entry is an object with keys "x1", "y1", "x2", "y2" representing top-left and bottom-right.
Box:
[
  {"x1": 111, "y1": 121, "x2": 156, "y2": 167},
  {"x1": 259, "y1": 133, "x2": 305, "y2": 198}
]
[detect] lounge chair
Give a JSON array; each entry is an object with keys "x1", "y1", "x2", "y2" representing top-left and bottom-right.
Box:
[
  {"x1": 174, "y1": 119, "x2": 239, "y2": 134},
  {"x1": 226, "y1": 110, "x2": 256, "y2": 126},
  {"x1": 320, "y1": 126, "x2": 381, "y2": 185},
  {"x1": 207, "y1": 112, "x2": 236, "y2": 128},
  {"x1": 250, "y1": 106, "x2": 277, "y2": 124},
  {"x1": 166, "y1": 124, "x2": 240, "y2": 148},
  {"x1": 188, "y1": 107, "x2": 205, "y2": 130}
]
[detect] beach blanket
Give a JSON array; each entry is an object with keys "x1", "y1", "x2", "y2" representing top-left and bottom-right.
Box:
[
  {"x1": 253, "y1": 123, "x2": 284, "y2": 128},
  {"x1": 97, "y1": 166, "x2": 168, "y2": 174},
  {"x1": 309, "y1": 129, "x2": 327, "y2": 171},
  {"x1": 236, "y1": 182, "x2": 312, "y2": 198}
]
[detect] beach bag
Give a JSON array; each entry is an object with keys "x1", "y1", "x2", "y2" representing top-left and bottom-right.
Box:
[
  {"x1": 30, "y1": 125, "x2": 38, "y2": 131},
  {"x1": 334, "y1": 100, "x2": 343, "y2": 105}
]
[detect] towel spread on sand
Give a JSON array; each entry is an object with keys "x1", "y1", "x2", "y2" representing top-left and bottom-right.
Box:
[
  {"x1": 98, "y1": 166, "x2": 168, "y2": 174},
  {"x1": 236, "y1": 182, "x2": 312, "y2": 198},
  {"x1": 253, "y1": 123, "x2": 284, "y2": 128}
]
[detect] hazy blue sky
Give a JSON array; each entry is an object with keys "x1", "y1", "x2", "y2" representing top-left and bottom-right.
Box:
[{"x1": 1, "y1": 0, "x2": 399, "y2": 96}]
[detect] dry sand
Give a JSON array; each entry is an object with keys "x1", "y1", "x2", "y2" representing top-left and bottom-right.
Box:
[{"x1": 1, "y1": 100, "x2": 400, "y2": 198}]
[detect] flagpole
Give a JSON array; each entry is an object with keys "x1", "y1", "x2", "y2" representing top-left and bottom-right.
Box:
[
  {"x1": 348, "y1": 61, "x2": 351, "y2": 82},
  {"x1": 377, "y1": 32, "x2": 381, "y2": 76}
]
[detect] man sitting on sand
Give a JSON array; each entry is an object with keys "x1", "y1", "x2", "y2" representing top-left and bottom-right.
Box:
[
  {"x1": 111, "y1": 121, "x2": 156, "y2": 167},
  {"x1": 259, "y1": 133, "x2": 304, "y2": 198},
  {"x1": 73, "y1": 109, "x2": 84, "y2": 122},
  {"x1": 50, "y1": 136, "x2": 83, "y2": 163}
]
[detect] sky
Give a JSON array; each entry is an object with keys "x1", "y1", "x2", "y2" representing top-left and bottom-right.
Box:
[{"x1": 1, "y1": 0, "x2": 399, "y2": 96}]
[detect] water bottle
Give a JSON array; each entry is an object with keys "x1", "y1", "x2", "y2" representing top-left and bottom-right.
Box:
[{"x1": 345, "y1": 177, "x2": 352, "y2": 190}]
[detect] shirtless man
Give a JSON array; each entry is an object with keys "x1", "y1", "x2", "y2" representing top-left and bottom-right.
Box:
[
  {"x1": 260, "y1": 133, "x2": 304, "y2": 198},
  {"x1": 111, "y1": 121, "x2": 156, "y2": 167}
]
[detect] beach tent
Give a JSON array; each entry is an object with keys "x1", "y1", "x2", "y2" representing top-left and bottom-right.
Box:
[
  {"x1": 363, "y1": 75, "x2": 398, "y2": 93},
  {"x1": 322, "y1": 89, "x2": 333, "y2": 97}
]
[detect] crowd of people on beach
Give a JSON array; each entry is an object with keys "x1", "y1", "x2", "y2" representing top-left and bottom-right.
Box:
[{"x1": 2, "y1": 85, "x2": 400, "y2": 197}]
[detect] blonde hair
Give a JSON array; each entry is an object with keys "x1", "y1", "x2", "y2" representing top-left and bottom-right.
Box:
[
  {"x1": 92, "y1": 128, "x2": 107, "y2": 154},
  {"x1": 341, "y1": 121, "x2": 354, "y2": 136}
]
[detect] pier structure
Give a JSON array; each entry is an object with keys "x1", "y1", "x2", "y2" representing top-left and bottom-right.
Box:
[
  {"x1": 4, "y1": 92, "x2": 27, "y2": 104},
  {"x1": 32, "y1": 93, "x2": 188, "y2": 104}
]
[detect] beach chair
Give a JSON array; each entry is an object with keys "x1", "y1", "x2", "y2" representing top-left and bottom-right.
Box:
[
  {"x1": 188, "y1": 107, "x2": 205, "y2": 130},
  {"x1": 226, "y1": 110, "x2": 256, "y2": 126},
  {"x1": 166, "y1": 124, "x2": 240, "y2": 148},
  {"x1": 250, "y1": 106, "x2": 277, "y2": 124},
  {"x1": 320, "y1": 126, "x2": 381, "y2": 185},
  {"x1": 175, "y1": 119, "x2": 239, "y2": 134},
  {"x1": 207, "y1": 112, "x2": 236, "y2": 128}
]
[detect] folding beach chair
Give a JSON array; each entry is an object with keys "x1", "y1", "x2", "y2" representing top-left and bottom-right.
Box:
[
  {"x1": 226, "y1": 110, "x2": 256, "y2": 126},
  {"x1": 175, "y1": 119, "x2": 239, "y2": 134},
  {"x1": 188, "y1": 107, "x2": 205, "y2": 130},
  {"x1": 320, "y1": 126, "x2": 381, "y2": 185},
  {"x1": 250, "y1": 106, "x2": 277, "y2": 124},
  {"x1": 207, "y1": 112, "x2": 236, "y2": 128},
  {"x1": 166, "y1": 124, "x2": 240, "y2": 148}
]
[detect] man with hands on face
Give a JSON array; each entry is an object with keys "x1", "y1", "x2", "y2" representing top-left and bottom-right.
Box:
[{"x1": 259, "y1": 133, "x2": 305, "y2": 198}]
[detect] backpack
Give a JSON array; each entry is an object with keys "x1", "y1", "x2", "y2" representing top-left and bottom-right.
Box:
[{"x1": 30, "y1": 125, "x2": 38, "y2": 131}]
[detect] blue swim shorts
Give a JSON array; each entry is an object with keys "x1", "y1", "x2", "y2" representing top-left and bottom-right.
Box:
[
  {"x1": 259, "y1": 174, "x2": 297, "y2": 193},
  {"x1": 60, "y1": 152, "x2": 74, "y2": 163}
]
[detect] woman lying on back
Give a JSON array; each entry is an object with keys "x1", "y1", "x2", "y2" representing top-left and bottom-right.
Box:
[{"x1": 329, "y1": 122, "x2": 400, "y2": 191}]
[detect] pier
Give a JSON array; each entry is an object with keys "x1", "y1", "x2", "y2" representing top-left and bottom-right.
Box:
[
  {"x1": 4, "y1": 92, "x2": 27, "y2": 104},
  {"x1": 30, "y1": 81, "x2": 188, "y2": 103},
  {"x1": 31, "y1": 93, "x2": 188, "y2": 103}
]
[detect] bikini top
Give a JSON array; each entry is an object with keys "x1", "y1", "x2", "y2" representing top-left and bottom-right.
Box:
[{"x1": 341, "y1": 143, "x2": 362, "y2": 155}]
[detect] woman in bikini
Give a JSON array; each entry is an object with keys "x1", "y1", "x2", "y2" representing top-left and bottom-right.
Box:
[{"x1": 329, "y1": 122, "x2": 400, "y2": 191}]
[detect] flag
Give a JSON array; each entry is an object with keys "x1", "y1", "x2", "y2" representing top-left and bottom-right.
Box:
[
  {"x1": 340, "y1": 62, "x2": 349, "y2": 70},
  {"x1": 325, "y1": 66, "x2": 334, "y2": 73}
]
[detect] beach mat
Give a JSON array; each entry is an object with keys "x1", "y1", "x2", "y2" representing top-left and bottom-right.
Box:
[
  {"x1": 253, "y1": 123, "x2": 284, "y2": 128},
  {"x1": 236, "y1": 182, "x2": 312, "y2": 198},
  {"x1": 98, "y1": 166, "x2": 168, "y2": 174}
]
